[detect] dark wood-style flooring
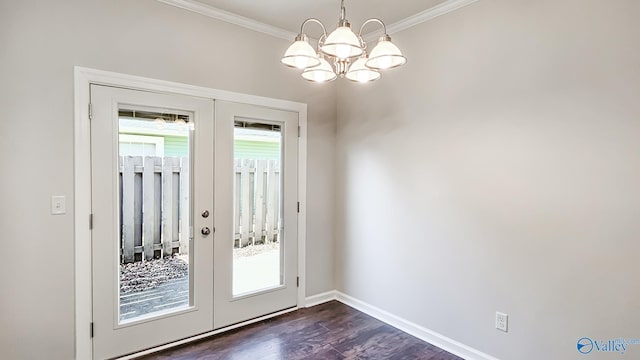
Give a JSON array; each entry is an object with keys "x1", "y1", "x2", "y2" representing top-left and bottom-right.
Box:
[{"x1": 138, "y1": 301, "x2": 463, "y2": 360}]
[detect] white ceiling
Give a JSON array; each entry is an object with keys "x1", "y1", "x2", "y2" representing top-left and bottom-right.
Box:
[{"x1": 193, "y1": 0, "x2": 449, "y2": 36}]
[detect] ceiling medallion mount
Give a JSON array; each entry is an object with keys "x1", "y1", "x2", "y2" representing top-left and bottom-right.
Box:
[{"x1": 281, "y1": 0, "x2": 407, "y2": 83}]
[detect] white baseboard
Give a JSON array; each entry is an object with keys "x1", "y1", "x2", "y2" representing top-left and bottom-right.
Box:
[
  {"x1": 304, "y1": 290, "x2": 338, "y2": 307},
  {"x1": 334, "y1": 291, "x2": 500, "y2": 360}
]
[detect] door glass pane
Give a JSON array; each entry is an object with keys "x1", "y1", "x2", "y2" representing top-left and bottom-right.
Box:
[
  {"x1": 117, "y1": 109, "x2": 193, "y2": 323},
  {"x1": 233, "y1": 122, "x2": 283, "y2": 296}
]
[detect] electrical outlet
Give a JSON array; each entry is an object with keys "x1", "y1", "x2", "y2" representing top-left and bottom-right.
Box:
[{"x1": 496, "y1": 312, "x2": 508, "y2": 332}]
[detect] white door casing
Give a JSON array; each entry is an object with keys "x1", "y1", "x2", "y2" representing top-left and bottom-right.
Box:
[{"x1": 74, "y1": 67, "x2": 307, "y2": 360}]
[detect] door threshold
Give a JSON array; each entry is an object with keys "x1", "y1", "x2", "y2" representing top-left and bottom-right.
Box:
[{"x1": 116, "y1": 306, "x2": 299, "y2": 359}]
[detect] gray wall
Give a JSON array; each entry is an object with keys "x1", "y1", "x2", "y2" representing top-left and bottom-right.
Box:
[
  {"x1": 335, "y1": 0, "x2": 640, "y2": 359},
  {"x1": 0, "y1": 1, "x2": 335, "y2": 359}
]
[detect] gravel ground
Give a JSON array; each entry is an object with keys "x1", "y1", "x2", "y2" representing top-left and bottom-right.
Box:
[
  {"x1": 234, "y1": 242, "x2": 280, "y2": 258},
  {"x1": 120, "y1": 256, "x2": 189, "y2": 294},
  {"x1": 119, "y1": 244, "x2": 279, "y2": 294}
]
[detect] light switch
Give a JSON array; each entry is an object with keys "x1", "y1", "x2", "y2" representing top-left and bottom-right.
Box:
[{"x1": 51, "y1": 195, "x2": 66, "y2": 215}]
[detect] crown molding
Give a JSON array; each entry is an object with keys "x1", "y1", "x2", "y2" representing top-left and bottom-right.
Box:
[
  {"x1": 390, "y1": 0, "x2": 480, "y2": 34},
  {"x1": 157, "y1": 0, "x2": 297, "y2": 41},
  {"x1": 158, "y1": 0, "x2": 479, "y2": 43},
  {"x1": 364, "y1": 0, "x2": 479, "y2": 41}
]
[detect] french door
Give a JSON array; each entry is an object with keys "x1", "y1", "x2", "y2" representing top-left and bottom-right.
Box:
[
  {"x1": 90, "y1": 85, "x2": 298, "y2": 359},
  {"x1": 213, "y1": 101, "x2": 298, "y2": 329}
]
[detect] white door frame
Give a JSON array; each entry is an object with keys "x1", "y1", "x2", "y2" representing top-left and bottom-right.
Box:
[{"x1": 73, "y1": 66, "x2": 307, "y2": 359}]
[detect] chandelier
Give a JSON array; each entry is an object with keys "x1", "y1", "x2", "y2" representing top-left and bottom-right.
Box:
[{"x1": 281, "y1": 0, "x2": 407, "y2": 83}]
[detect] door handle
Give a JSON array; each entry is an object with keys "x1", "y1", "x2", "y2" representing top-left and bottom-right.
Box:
[{"x1": 201, "y1": 227, "x2": 211, "y2": 236}]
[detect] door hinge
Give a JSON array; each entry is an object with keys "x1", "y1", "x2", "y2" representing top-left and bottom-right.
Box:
[
  {"x1": 90, "y1": 322, "x2": 94, "y2": 338},
  {"x1": 297, "y1": 276, "x2": 300, "y2": 288},
  {"x1": 89, "y1": 213, "x2": 93, "y2": 230},
  {"x1": 297, "y1": 202, "x2": 300, "y2": 213},
  {"x1": 88, "y1": 103, "x2": 92, "y2": 120},
  {"x1": 298, "y1": 126, "x2": 301, "y2": 137}
]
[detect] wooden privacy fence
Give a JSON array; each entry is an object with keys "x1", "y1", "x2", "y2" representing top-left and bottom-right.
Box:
[
  {"x1": 234, "y1": 159, "x2": 281, "y2": 248},
  {"x1": 119, "y1": 156, "x2": 281, "y2": 263},
  {"x1": 119, "y1": 156, "x2": 189, "y2": 264}
]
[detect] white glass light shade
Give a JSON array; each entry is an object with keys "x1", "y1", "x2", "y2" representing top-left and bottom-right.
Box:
[
  {"x1": 345, "y1": 57, "x2": 380, "y2": 83},
  {"x1": 154, "y1": 117, "x2": 165, "y2": 129},
  {"x1": 281, "y1": 40, "x2": 321, "y2": 69},
  {"x1": 366, "y1": 37, "x2": 407, "y2": 70},
  {"x1": 302, "y1": 58, "x2": 337, "y2": 83},
  {"x1": 321, "y1": 26, "x2": 363, "y2": 59}
]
